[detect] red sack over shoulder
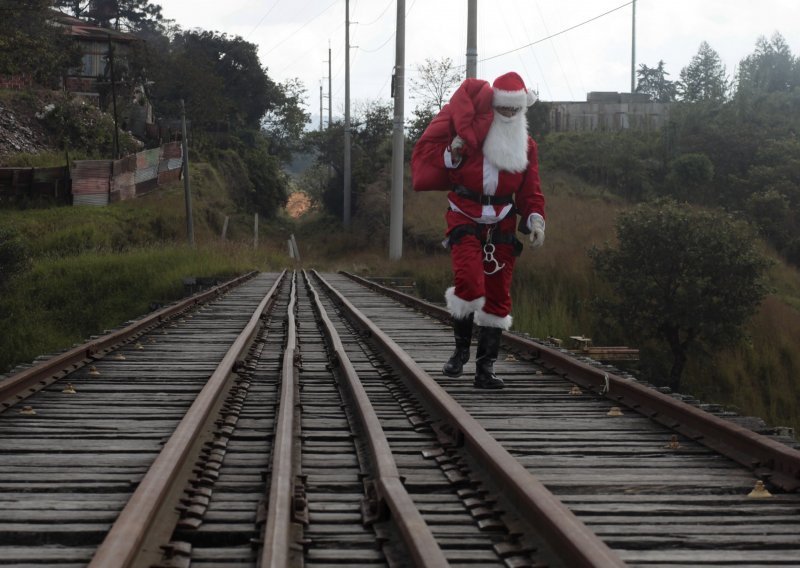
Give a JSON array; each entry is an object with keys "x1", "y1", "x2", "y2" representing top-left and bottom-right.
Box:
[{"x1": 411, "y1": 79, "x2": 494, "y2": 192}]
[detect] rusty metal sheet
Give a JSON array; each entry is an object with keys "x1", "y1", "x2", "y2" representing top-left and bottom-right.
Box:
[
  {"x1": 157, "y1": 170, "x2": 180, "y2": 185},
  {"x1": 135, "y1": 178, "x2": 158, "y2": 196},
  {"x1": 112, "y1": 172, "x2": 135, "y2": 200},
  {"x1": 134, "y1": 165, "x2": 158, "y2": 184},
  {"x1": 161, "y1": 141, "x2": 182, "y2": 159}
]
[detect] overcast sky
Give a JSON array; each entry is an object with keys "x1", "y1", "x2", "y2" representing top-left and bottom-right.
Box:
[{"x1": 157, "y1": 0, "x2": 800, "y2": 123}]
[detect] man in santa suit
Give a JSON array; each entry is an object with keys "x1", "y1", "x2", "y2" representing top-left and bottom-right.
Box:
[{"x1": 411, "y1": 71, "x2": 546, "y2": 389}]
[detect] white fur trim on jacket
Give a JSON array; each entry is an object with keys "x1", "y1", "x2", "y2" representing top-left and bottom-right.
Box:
[
  {"x1": 475, "y1": 309, "x2": 513, "y2": 330},
  {"x1": 445, "y1": 287, "x2": 485, "y2": 320}
]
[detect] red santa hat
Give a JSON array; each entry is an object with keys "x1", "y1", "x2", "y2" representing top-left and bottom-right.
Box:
[{"x1": 492, "y1": 72, "x2": 537, "y2": 108}]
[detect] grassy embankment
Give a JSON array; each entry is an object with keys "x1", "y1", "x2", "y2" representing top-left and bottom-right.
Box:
[{"x1": 0, "y1": 162, "x2": 293, "y2": 373}]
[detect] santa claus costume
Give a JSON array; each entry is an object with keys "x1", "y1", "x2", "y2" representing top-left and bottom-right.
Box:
[{"x1": 411, "y1": 72, "x2": 546, "y2": 389}]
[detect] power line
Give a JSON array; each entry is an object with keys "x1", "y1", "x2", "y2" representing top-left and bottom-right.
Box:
[
  {"x1": 358, "y1": 0, "x2": 393, "y2": 27},
  {"x1": 263, "y1": 0, "x2": 338, "y2": 56},
  {"x1": 476, "y1": 1, "x2": 634, "y2": 64},
  {"x1": 246, "y1": 0, "x2": 282, "y2": 39}
]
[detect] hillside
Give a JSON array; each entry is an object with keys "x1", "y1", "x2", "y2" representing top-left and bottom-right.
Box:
[{"x1": 0, "y1": 94, "x2": 53, "y2": 160}]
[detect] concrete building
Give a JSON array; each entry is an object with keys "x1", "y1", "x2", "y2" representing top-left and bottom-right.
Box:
[{"x1": 549, "y1": 92, "x2": 670, "y2": 132}]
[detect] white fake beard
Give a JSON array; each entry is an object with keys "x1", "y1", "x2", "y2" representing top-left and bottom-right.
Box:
[{"x1": 482, "y1": 111, "x2": 529, "y2": 173}]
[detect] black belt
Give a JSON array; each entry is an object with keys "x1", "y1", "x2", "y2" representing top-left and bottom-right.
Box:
[
  {"x1": 447, "y1": 223, "x2": 523, "y2": 256},
  {"x1": 453, "y1": 185, "x2": 514, "y2": 206}
]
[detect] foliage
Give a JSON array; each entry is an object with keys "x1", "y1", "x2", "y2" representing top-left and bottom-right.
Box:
[
  {"x1": 54, "y1": 0, "x2": 164, "y2": 32},
  {"x1": 406, "y1": 106, "x2": 435, "y2": 147},
  {"x1": 0, "y1": 0, "x2": 82, "y2": 86},
  {"x1": 678, "y1": 41, "x2": 729, "y2": 103},
  {"x1": 636, "y1": 60, "x2": 678, "y2": 102},
  {"x1": 262, "y1": 78, "x2": 311, "y2": 162},
  {"x1": 305, "y1": 101, "x2": 394, "y2": 220},
  {"x1": 146, "y1": 30, "x2": 280, "y2": 130},
  {"x1": 38, "y1": 95, "x2": 140, "y2": 157},
  {"x1": 409, "y1": 57, "x2": 462, "y2": 112},
  {"x1": 590, "y1": 199, "x2": 771, "y2": 389},
  {"x1": 736, "y1": 33, "x2": 800, "y2": 98},
  {"x1": 665, "y1": 153, "x2": 714, "y2": 203},
  {"x1": 204, "y1": 130, "x2": 290, "y2": 219},
  {"x1": 542, "y1": 130, "x2": 663, "y2": 201}
]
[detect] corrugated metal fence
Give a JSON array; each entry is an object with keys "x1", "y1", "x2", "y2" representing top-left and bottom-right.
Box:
[{"x1": 0, "y1": 142, "x2": 183, "y2": 207}]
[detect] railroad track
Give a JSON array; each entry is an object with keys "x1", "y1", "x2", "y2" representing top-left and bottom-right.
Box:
[{"x1": 1, "y1": 270, "x2": 799, "y2": 567}]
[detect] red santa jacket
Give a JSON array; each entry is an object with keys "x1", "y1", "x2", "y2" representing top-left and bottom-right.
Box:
[{"x1": 411, "y1": 79, "x2": 545, "y2": 233}]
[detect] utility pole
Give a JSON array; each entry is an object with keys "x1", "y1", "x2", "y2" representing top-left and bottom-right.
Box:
[
  {"x1": 180, "y1": 99, "x2": 195, "y2": 247},
  {"x1": 328, "y1": 43, "x2": 332, "y2": 130},
  {"x1": 389, "y1": 0, "x2": 405, "y2": 260},
  {"x1": 107, "y1": 35, "x2": 120, "y2": 159},
  {"x1": 631, "y1": 0, "x2": 637, "y2": 93},
  {"x1": 343, "y1": 0, "x2": 352, "y2": 227},
  {"x1": 466, "y1": 0, "x2": 477, "y2": 79}
]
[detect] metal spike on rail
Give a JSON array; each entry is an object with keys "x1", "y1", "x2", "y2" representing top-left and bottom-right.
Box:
[
  {"x1": 665, "y1": 435, "x2": 680, "y2": 450},
  {"x1": 569, "y1": 385, "x2": 582, "y2": 395},
  {"x1": 747, "y1": 480, "x2": 773, "y2": 499},
  {"x1": 88, "y1": 366, "x2": 100, "y2": 376},
  {"x1": 112, "y1": 353, "x2": 126, "y2": 361},
  {"x1": 62, "y1": 383, "x2": 77, "y2": 394},
  {"x1": 19, "y1": 405, "x2": 36, "y2": 415},
  {"x1": 607, "y1": 406, "x2": 623, "y2": 417}
]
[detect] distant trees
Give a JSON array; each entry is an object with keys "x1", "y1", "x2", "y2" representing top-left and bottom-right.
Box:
[
  {"x1": 0, "y1": 0, "x2": 81, "y2": 85},
  {"x1": 636, "y1": 60, "x2": 678, "y2": 102},
  {"x1": 54, "y1": 0, "x2": 164, "y2": 32},
  {"x1": 678, "y1": 41, "x2": 729, "y2": 103},
  {"x1": 542, "y1": 35, "x2": 800, "y2": 267},
  {"x1": 736, "y1": 33, "x2": 800, "y2": 97},
  {"x1": 590, "y1": 200, "x2": 770, "y2": 390},
  {"x1": 409, "y1": 57, "x2": 462, "y2": 112}
]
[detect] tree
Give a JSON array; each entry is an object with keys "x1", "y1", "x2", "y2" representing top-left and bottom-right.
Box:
[
  {"x1": 147, "y1": 31, "x2": 279, "y2": 130},
  {"x1": 678, "y1": 42, "x2": 729, "y2": 103},
  {"x1": 0, "y1": 0, "x2": 82, "y2": 85},
  {"x1": 736, "y1": 33, "x2": 799, "y2": 97},
  {"x1": 590, "y1": 199, "x2": 770, "y2": 390},
  {"x1": 54, "y1": 0, "x2": 164, "y2": 32},
  {"x1": 262, "y1": 78, "x2": 311, "y2": 162},
  {"x1": 636, "y1": 60, "x2": 678, "y2": 102},
  {"x1": 409, "y1": 57, "x2": 462, "y2": 112},
  {"x1": 665, "y1": 153, "x2": 714, "y2": 203}
]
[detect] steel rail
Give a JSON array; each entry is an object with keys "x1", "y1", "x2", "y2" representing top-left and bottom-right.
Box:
[
  {"x1": 0, "y1": 271, "x2": 258, "y2": 410},
  {"x1": 315, "y1": 270, "x2": 626, "y2": 568},
  {"x1": 304, "y1": 271, "x2": 448, "y2": 568},
  {"x1": 89, "y1": 271, "x2": 285, "y2": 568},
  {"x1": 260, "y1": 272, "x2": 299, "y2": 568},
  {"x1": 342, "y1": 271, "x2": 800, "y2": 492}
]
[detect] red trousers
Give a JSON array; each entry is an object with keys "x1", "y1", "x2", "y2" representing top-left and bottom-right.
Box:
[{"x1": 447, "y1": 210, "x2": 518, "y2": 325}]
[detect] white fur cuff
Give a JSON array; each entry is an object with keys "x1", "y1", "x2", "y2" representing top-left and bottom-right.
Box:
[
  {"x1": 445, "y1": 287, "x2": 485, "y2": 319},
  {"x1": 475, "y1": 309, "x2": 513, "y2": 330}
]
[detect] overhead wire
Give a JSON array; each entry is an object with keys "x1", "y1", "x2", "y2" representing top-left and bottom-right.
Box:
[
  {"x1": 532, "y1": 1, "x2": 575, "y2": 100},
  {"x1": 477, "y1": 1, "x2": 633, "y2": 64},
  {"x1": 511, "y1": 0, "x2": 553, "y2": 100},
  {"x1": 538, "y1": 1, "x2": 587, "y2": 97},
  {"x1": 262, "y1": 0, "x2": 339, "y2": 56},
  {"x1": 246, "y1": 0, "x2": 283, "y2": 39}
]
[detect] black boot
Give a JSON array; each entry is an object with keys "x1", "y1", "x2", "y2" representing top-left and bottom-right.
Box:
[
  {"x1": 474, "y1": 326, "x2": 504, "y2": 389},
  {"x1": 442, "y1": 314, "x2": 474, "y2": 377}
]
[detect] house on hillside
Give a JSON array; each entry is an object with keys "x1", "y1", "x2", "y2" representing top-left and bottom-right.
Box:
[
  {"x1": 57, "y1": 11, "x2": 155, "y2": 139},
  {"x1": 549, "y1": 92, "x2": 670, "y2": 132},
  {"x1": 0, "y1": 11, "x2": 154, "y2": 139}
]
